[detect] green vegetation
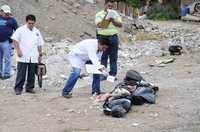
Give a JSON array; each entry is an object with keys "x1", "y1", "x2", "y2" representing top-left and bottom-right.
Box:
[
  {"x1": 147, "y1": 3, "x2": 179, "y2": 20},
  {"x1": 113, "y1": 0, "x2": 141, "y2": 8}
]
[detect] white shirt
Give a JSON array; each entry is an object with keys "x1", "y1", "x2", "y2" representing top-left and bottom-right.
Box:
[
  {"x1": 68, "y1": 39, "x2": 103, "y2": 69},
  {"x1": 11, "y1": 24, "x2": 44, "y2": 63}
]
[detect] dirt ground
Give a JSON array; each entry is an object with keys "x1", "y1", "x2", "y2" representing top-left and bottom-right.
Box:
[
  {"x1": 1, "y1": 0, "x2": 200, "y2": 131},
  {"x1": 0, "y1": 23, "x2": 200, "y2": 131}
]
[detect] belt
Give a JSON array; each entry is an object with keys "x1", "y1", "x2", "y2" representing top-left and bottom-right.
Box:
[{"x1": 97, "y1": 34, "x2": 118, "y2": 37}]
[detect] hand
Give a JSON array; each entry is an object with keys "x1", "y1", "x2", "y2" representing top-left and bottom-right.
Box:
[
  {"x1": 79, "y1": 73, "x2": 89, "y2": 79},
  {"x1": 17, "y1": 49, "x2": 23, "y2": 57},
  {"x1": 38, "y1": 56, "x2": 42, "y2": 63},
  {"x1": 109, "y1": 18, "x2": 114, "y2": 22},
  {"x1": 101, "y1": 69, "x2": 109, "y2": 77}
]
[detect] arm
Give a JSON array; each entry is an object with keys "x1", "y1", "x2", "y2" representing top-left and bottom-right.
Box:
[
  {"x1": 37, "y1": 30, "x2": 44, "y2": 63},
  {"x1": 95, "y1": 11, "x2": 111, "y2": 29},
  {"x1": 13, "y1": 39, "x2": 22, "y2": 57},
  {"x1": 13, "y1": 18, "x2": 18, "y2": 30},
  {"x1": 38, "y1": 46, "x2": 42, "y2": 56},
  {"x1": 88, "y1": 51, "x2": 101, "y2": 67},
  {"x1": 38, "y1": 46, "x2": 42, "y2": 63},
  {"x1": 111, "y1": 18, "x2": 122, "y2": 28},
  {"x1": 111, "y1": 11, "x2": 122, "y2": 28}
]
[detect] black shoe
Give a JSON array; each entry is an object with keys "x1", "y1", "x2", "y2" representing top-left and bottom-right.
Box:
[
  {"x1": 1, "y1": 76, "x2": 11, "y2": 80},
  {"x1": 26, "y1": 89, "x2": 36, "y2": 94},
  {"x1": 92, "y1": 91, "x2": 105, "y2": 96},
  {"x1": 62, "y1": 92, "x2": 72, "y2": 98},
  {"x1": 15, "y1": 90, "x2": 22, "y2": 95}
]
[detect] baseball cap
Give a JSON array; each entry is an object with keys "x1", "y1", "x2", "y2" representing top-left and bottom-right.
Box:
[{"x1": 1, "y1": 5, "x2": 11, "y2": 13}]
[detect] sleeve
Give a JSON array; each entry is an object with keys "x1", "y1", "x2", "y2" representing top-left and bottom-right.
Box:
[
  {"x1": 37, "y1": 30, "x2": 44, "y2": 46},
  {"x1": 115, "y1": 12, "x2": 122, "y2": 23},
  {"x1": 87, "y1": 45, "x2": 101, "y2": 68},
  {"x1": 95, "y1": 12, "x2": 104, "y2": 25},
  {"x1": 12, "y1": 18, "x2": 18, "y2": 30},
  {"x1": 11, "y1": 28, "x2": 21, "y2": 42},
  {"x1": 6, "y1": 17, "x2": 18, "y2": 30}
]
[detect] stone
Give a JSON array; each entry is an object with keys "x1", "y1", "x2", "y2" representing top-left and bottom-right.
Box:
[
  {"x1": 49, "y1": 16, "x2": 56, "y2": 20},
  {"x1": 85, "y1": 0, "x2": 95, "y2": 4},
  {"x1": 73, "y1": 3, "x2": 81, "y2": 8},
  {"x1": 45, "y1": 37, "x2": 54, "y2": 42}
]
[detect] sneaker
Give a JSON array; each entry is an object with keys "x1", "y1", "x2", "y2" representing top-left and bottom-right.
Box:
[
  {"x1": 62, "y1": 92, "x2": 72, "y2": 98},
  {"x1": 26, "y1": 89, "x2": 36, "y2": 94}
]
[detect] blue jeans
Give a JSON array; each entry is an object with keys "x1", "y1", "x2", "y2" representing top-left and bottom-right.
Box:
[
  {"x1": 0, "y1": 40, "x2": 11, "y2": 77},
  {"x1": 62, "y1": 67, "x2": 101, "y2": 95},
  {"x1": 97, "y1": 34, "x2": 119, "y2": 76},
  {"x1": 108, "y1": 98, "x2": 132, "y2": 112}
]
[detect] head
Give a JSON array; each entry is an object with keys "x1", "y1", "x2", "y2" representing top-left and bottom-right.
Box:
[
  {"x1": 26, "y1": 14, "x2": 36, "y2": 30},
  {"x1": 104, "y1": 0, "x2": 114, "y2": 10},
  {"x1": 0, "y1": 5, "x2": 11, "y2": 19},
  {"x1": 98, "y1": 37, "x2": 109, "y2": 52}
]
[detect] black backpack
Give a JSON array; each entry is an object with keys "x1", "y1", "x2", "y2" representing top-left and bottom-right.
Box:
[{"x1": 124, "y1": 70, "x2": 144, "y2": 86}]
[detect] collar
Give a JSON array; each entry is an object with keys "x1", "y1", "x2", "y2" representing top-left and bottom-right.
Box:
[{"x1": 26, "y1": 24, "x2": 35, "y2": 31}]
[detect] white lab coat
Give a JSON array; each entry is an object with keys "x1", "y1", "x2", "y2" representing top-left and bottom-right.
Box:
[
  {"x1": 68, "y1": 39, "x2": 103, "y2": 69},
  {"x1": 11, "y1": 24, "x2": 44, "y2": 63}
]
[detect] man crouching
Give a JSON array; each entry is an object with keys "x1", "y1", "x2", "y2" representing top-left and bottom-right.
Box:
[{"x1": 61, "y1": 38, "x2": 109, "y2": 98}]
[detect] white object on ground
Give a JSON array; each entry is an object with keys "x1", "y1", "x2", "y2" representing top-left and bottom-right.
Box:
[
  {"x1": 132, "y1": 123, "x2": 140, "y2": 127},
  {"x1": 85, "y1": 0, "x2": 95, "y2": 4},
  {"x1": 106, "y1": 75, "x2": 115, "y2": 83},
  {"x1": 42, "y1": 75, "x2": 48, "y2": 80},
  {"x1": 60, "y1": 74, "x2": 68, "y2": 80}
]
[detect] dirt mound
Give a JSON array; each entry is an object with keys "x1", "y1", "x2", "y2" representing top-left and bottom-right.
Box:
[{"x1": 1, "y1": 0, "x2": 101, "y2": 41}]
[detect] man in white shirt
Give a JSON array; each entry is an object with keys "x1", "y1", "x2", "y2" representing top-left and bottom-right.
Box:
[
  {"x1": 61, "y1": 38, "x2": 109, "y2": 98},
  {"x1": 11, "y1": 14, "x2": 44, "y2": 95}
]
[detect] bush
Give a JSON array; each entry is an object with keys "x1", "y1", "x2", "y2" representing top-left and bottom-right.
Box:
[
  {"x1": 113, "y1": 0, "x2": 141, "y2": 8},
  {"x1": 147, "y1": 3, "x2": 179, "y2": 20}
]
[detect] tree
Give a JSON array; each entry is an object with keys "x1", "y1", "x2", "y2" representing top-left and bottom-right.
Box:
[{"x1": 127, "y1": 0, "x2": 141, "y2": 8}]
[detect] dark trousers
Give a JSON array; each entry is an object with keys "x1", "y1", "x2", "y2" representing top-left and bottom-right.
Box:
[
  {"x1": 97, "y1": 34, "x2": 119, "y2": 76},
  {"x1": 14, "y1": 62, "x2": 37, "y2": 92},
  {"x1": 85, "y1": 61, "x2": 101, "y2": 94}
]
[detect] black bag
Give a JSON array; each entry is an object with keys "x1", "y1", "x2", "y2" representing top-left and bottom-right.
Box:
[
  {"x1": 36, "y1": 63, "x2": 47, "y2": 88},
  {"x1": 124, "y1": 70, "x2": 144, "y2": 85},
  {"x1": 169, "y1": 45, "x2": 182, "y2": 55}
]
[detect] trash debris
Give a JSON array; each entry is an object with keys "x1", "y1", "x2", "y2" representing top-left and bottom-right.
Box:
[
  {"x1": 60, "y1": 74, "x2": 68, "y2": 80},
  {"x1": 155, "y1": 58, "x2": 175, "y2": 64},
  {"x1": 149, "y1": 58, "x2": 176, "y2": 67},
  {"x1": 135, "y1": 32, "x2": 162, "y2": 41},
  {"x1": 132, "y1": 123, "x2": 140, "y2": 127},
  {"x1": 149, "y1": 112, "x2": 159, "y2": 118}
]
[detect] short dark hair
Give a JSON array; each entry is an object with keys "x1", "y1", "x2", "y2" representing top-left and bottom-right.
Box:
[
  {"x1": 105, "y1": 0, "x2": 114, "y2": 4},
  {"x1": 98, "y1": 37, "x2": 109, "y2": 46},
  {"x1": 26, "y1": 14, "x2": 36, "y2": 22}
]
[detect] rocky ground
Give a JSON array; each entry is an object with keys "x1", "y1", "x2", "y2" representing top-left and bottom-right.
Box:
[
  {"x1": 0, "y1": 0, "x2": 102, "y2": 41},
  {"x1": 1, "y1": 0, "x2": 200, "y2": 132},
  {"x1": 0, "y1": 20, "x2": 200, "y2": 132}
]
